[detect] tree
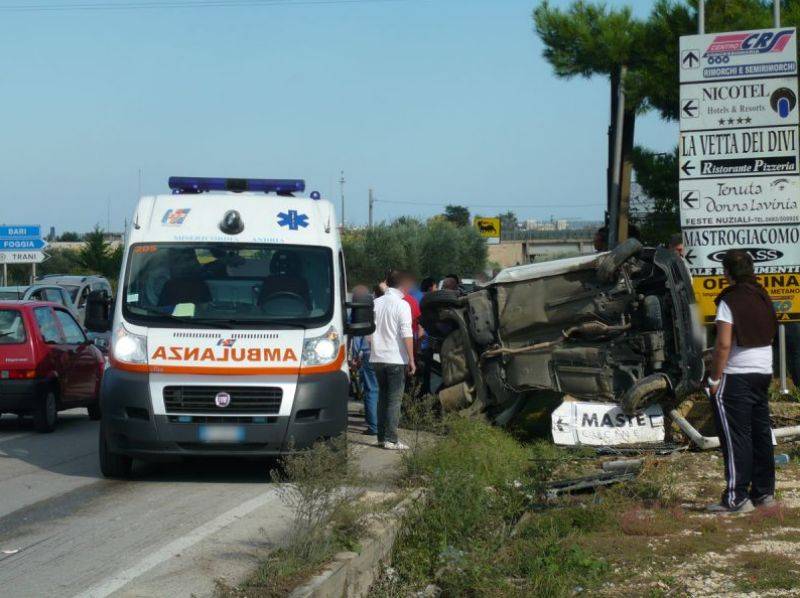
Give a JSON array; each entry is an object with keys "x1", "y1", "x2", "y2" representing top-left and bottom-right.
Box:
[
  {"x1": 342, "y1": 219, "x2": 487, "y2": 285},
  {"x1": 443, "y1": 205, "x2": 471, "y2": 228},
  {"x1": 534, "y1": 0, "x2": 794, "y2": 244},
  {"x1": 58, "y1": 231, "x2": 81, "y2": 242},
  {"x1": 497, "y1": 211, "x2": 518, "y2": 233}
]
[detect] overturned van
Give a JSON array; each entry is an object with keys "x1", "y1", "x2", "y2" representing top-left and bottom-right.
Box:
[{"x1": 420, "y1": 240, "x2": 705, "y2": 436}]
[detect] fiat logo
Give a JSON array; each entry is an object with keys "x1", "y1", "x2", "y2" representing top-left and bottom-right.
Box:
[{"x1": 214, "y1": 392, "x2": 231, "y2": 408}]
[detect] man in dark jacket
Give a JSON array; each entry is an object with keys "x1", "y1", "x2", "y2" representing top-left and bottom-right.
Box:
[{"x1": 707, "y1": 250, "x2": 778, "y2": 514}]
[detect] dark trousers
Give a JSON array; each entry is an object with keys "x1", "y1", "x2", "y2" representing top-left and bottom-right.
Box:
[
  {"x1": 373, "y1": 362, "x2": 406, "y2": 444},
  {"x1": 711, "y1": 373, "x2": 775, "y2": 507}
]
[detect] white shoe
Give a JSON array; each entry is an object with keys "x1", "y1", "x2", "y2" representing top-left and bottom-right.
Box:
[
  {"x1": 383, "y1": 441, "x2": 409, "y2": 451},
  {"x1": 706, "y1": 498, "x2": 754, "y2": 514}
]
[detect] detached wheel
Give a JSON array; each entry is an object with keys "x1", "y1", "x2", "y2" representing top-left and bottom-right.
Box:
[
  {"x1": 87, "y1": 404, "x2": 101, "y2": 421},
  {"x1": 33, "y1": 390, "x2": 58, "y2": 433},
  {"x1": 99, "y1": 426, "x2": 132, "y2": 479}
]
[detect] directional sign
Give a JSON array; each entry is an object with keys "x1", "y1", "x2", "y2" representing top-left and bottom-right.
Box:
[
  {"x1": 0, "y1": 238, "x2": 47, "y2": 251},
  {"x1": 679, "y1": 28, "x2": 797, "y2": 84},
  {"x1": 679, "y1": 126, "x2": 799, "y2": 179},
  {"x1": 0, "y1": 251, "x2": 47, "y2": 264},
  {"x1": 680, "y1": 177, "x2": 799, "y2": 228},
  {"x1": 680, "y1": 27, "x2": 800, "y2": 322},
  {"x1": 680, "y1": 78, "x2": 799, "y2": 130},
  {"x1": 0, "y1": 225, "x2": 40, "y2": 239}
]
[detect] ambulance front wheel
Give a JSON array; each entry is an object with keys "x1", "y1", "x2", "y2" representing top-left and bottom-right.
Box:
[{"x1": 99, "y1": 425, "x2": 133, "y2": 479}]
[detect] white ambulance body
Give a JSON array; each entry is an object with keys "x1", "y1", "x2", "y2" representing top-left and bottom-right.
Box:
[{"x1": 89, "y1": 177, "x2": 372, "y2": 477}]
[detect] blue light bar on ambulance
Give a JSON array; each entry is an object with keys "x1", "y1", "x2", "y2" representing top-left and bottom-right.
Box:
[{"x1": 168, "y1": 177, "x2": 306, "y2": 195}]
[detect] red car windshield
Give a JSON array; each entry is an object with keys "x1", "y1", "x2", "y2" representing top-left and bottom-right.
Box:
[{"x1": 0, "y1": 309, "x2": 26, "y2": 344}]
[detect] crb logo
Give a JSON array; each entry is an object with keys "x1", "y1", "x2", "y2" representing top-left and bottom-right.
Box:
[
  {"x1": 707, "y1": 248, "x2": 784, "y2": 263},
  {"x1": 704, "y1": 29, "x2": 794, "y2": 63}
]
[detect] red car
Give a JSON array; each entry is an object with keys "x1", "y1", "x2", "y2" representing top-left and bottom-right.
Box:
[{"x1": 0, "y1": 301, "x2": 104, "y2": 432}]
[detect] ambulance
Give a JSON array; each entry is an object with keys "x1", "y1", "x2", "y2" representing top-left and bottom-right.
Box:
[{"x1": 85, "y1": 177, "x2": 374, "y2": 478}]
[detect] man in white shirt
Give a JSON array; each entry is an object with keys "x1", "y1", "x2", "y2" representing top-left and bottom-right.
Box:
[
  {"x1": 370, "y1": 270, "x2": 416, "y2": 450},
  {"x1": 707, "y1": 250, "x2": 777, "y2": 514}
]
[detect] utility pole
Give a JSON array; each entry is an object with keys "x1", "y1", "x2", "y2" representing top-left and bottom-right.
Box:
[
  {"x1": 774, "y1": 0, "x2": 780, "y2": 28},
  {"x1": 368, "y1": 188, "x2": 375, "y2": 228},
  {"x1": 698, "y1": 0, "x2": 704, "y2": 34},
  {"x1": 608, "y1": 64, "x2": 627, "y2": 248},
  {"x1": 338, "y1": 171, "x2": 346, "y2": 228}
]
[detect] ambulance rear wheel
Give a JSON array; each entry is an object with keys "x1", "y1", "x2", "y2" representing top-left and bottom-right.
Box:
[{"x1": 99, "y1": 426, "x2": 132, "y2": 479}]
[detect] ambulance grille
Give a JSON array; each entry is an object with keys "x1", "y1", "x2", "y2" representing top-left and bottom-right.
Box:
[{"x1": 163, "y1": 386, "x2": 283, "y2": 414}]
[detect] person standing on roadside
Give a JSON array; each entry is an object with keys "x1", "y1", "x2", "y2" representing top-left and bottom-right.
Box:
[
  {"x1": 370, "y1": 270, "x2": 416, "y2": 450},
  {"x1": 418, "y1": 277, "x2": 438, "y2": 396},
  {"x1": 707, "y1": 250, "x2": 778, "y2": 514},
  {"x1": 349, "y1": 285, "x2": 378, "y2": 436}
]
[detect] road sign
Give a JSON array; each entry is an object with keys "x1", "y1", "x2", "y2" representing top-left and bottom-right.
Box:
[
  {"x1": 679, "y1": 176, "x2": 799, "y2": 228},
  {"x1": 679, "y1": 27, "x2": 800, "y2": 322},
  {"x1": 0, "y1": 251, "x2": 47, "y2": 264},
  {"x1": 0, "y1": 225, "x2": 41, "y2": 239},
  {"x1": 474, "y1": 217, "x2": 501, "y2": 245},
  {"x1": 679, "y1": 126, "x2": 799, "y2": 179},
  {"x1": 679, "y1": 78, "x2": 799, "y2": 130},
  {"x1": 0, "y1": 238, "x2": 47, "y2": 251},
  {"x1": 679, "y1": 28, "x2": 797, "y2": 84}
]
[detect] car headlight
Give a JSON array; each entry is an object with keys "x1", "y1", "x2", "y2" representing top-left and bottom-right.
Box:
[
  {"x1": 301, "y1": 327, "x2": 340, "y2": 367},
  {"x1": 112, "y1": 325, "x2": 147, "y2": 365}
]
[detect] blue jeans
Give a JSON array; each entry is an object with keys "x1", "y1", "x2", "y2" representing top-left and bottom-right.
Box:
[
  {"x1": 373, "y1": 362, "x2": 406, "y2": 444},
  {"x1": 359, "y1": 360, "x2": 379, "y2": 434}
]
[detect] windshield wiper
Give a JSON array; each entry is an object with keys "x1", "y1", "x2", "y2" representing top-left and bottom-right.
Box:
[
  {"x1": 214, "y1": 318, "x2": 308, "y2": 330},
  {"x1": 128, "y1": 308, "x2": 234, "y2": 329}
]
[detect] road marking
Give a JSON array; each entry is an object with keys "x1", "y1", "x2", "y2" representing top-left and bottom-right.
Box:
[
  {"x1": 71, "y1": 488, "x2": 281, "y2": 598},
  {"x1": 0, "y1": 433, "x2": 32, "y2": 444}
]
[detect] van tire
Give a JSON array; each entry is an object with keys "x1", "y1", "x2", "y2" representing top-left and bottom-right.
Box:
[
  {"x1": 87, "y1": 404, "x2": 101, "y2": 421},
  {"x1": 597, "y1": 238, "x2": 643, "y2": 282},
  {"x1": 99, "y1": 426, "x2": 132, "y2": 479},
  {"x1": 421, "y1": 290, "x2": 462, "y2": 312},
  {"x1": 620, "y1": 374, "x2": 670, "y2": 415},
  {"x1": 33, "y1": 389, "x2": 58, "y2": 433}
]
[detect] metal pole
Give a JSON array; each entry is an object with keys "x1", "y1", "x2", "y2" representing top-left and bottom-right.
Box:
[
  {"x1": 774, "y1": 0, "x2": 781, "y2": 28},
  {"x1": 368, "y1": 188, "x2": 374, "y2": 228},
  {"x1": 608, "y1": 64, "x2": 626, "y2": 249},
  {"x1": 780, "y1": 323, "x2": 790, "y2": 395},
  {"x1": 31, "y1": 262, "x2": 36, "y2": 284},
  {"x1": 698, "y1": 0, "x2": 705, "y2": 34},
  {"x1": 338, "y1": 171, "x2": 346, "y2": 228},
  {"x1": 2, "y1": 263, "x2": 6, "y2": 286}
]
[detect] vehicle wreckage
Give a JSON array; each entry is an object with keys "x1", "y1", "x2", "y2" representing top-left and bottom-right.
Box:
[{"x1": 420, "y1": 240, "x2": 707, "y2": 446}]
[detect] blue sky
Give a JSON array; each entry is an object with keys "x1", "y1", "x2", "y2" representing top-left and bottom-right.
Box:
[{"x1": 0, "y1": 0, "x2": 675, "y2": 232}]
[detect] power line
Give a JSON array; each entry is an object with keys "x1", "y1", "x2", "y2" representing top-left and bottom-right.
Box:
[
  {"x1": 0, "y1": 0, "x2": 411, "y2": 12},
  {"x1": 375, "y1": 199, "x2": 603, "y2": 209}
]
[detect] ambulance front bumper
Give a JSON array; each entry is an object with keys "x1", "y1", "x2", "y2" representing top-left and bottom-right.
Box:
[{"x1": 100, "y1": 368, "x2": 349, "y2": 458}]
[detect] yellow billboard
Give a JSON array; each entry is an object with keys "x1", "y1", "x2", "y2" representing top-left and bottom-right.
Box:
[
  {"x1": 693, "y1": 274, "x2": 800, "y2": 324},
  {"x1": 474, "y1": 217, "x2": 501, "y2": 245}
]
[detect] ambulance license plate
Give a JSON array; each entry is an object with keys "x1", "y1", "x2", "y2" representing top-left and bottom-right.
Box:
[{"x1": 198, "y1": 425, "x2": 245, "y2": 443}]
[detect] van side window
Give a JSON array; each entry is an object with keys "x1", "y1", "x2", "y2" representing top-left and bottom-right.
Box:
[
  {"x1": 54, "y1": 310, "x2": 86, "y2": 345},
  {"x1": 44, "y1": 288, "x2": 64, "y2": 304},
  {"x1": 34, "y1": 308, "x2": 64, "y2": 344}
]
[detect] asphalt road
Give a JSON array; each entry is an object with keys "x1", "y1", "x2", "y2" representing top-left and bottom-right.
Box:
[{"x1": 0, "y1": 407, "x2": 394, "y2": 598}]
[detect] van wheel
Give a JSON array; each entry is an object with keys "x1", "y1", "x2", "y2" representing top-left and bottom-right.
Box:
[
  {"x1": 597, "y1": 238, "x2": 643, "y2": 282},
  {"x1": 99, "y1": 426, "x2": 132, "y2": 479},
  {"x1": 33, "y1": 390, "x2": 58, "y2": 433},
  {"x1": 87, "y1": 404, "x2": 101, "y2": 421}
]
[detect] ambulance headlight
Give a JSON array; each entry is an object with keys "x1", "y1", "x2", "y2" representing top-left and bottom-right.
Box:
[
  {"x1": 112, "y1": 325, "x2": 147, "y2": 365},
  {"x1": 302, "y1": 327, "x2": 340, "y2": 366}
]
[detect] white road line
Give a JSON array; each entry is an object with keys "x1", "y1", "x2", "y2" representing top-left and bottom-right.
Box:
[
  {"x1": 0, "y1": 433, "x2": 33, "y2": 444},
  {"x1": 71, "y1": 488, "x2": 282, "y2": 598}
]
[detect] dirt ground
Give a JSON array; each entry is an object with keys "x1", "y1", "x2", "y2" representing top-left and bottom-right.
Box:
[{"x1": 585, "y1": 446, "x2": 800, "y2": 597}]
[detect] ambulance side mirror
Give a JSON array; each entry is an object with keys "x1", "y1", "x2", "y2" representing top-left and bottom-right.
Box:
[
  {"x1": 85, "y1": 290, "x2": 113, "y2": 333},
  {"x1": 345, "y1": 296, "x2": 375, "y2": 337}
]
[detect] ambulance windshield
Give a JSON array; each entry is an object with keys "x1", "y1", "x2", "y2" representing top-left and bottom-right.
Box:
[{"x1": 122, "y1": 243, "x2": 333, "y2": 328}]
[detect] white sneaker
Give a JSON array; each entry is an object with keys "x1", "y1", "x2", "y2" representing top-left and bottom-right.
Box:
[
  {"x1": 383, "y1": 441, "x2": 409, "y2": 451},
  {"x1": 706, "y1": 498, "x2": 754, "y2": 514}
]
